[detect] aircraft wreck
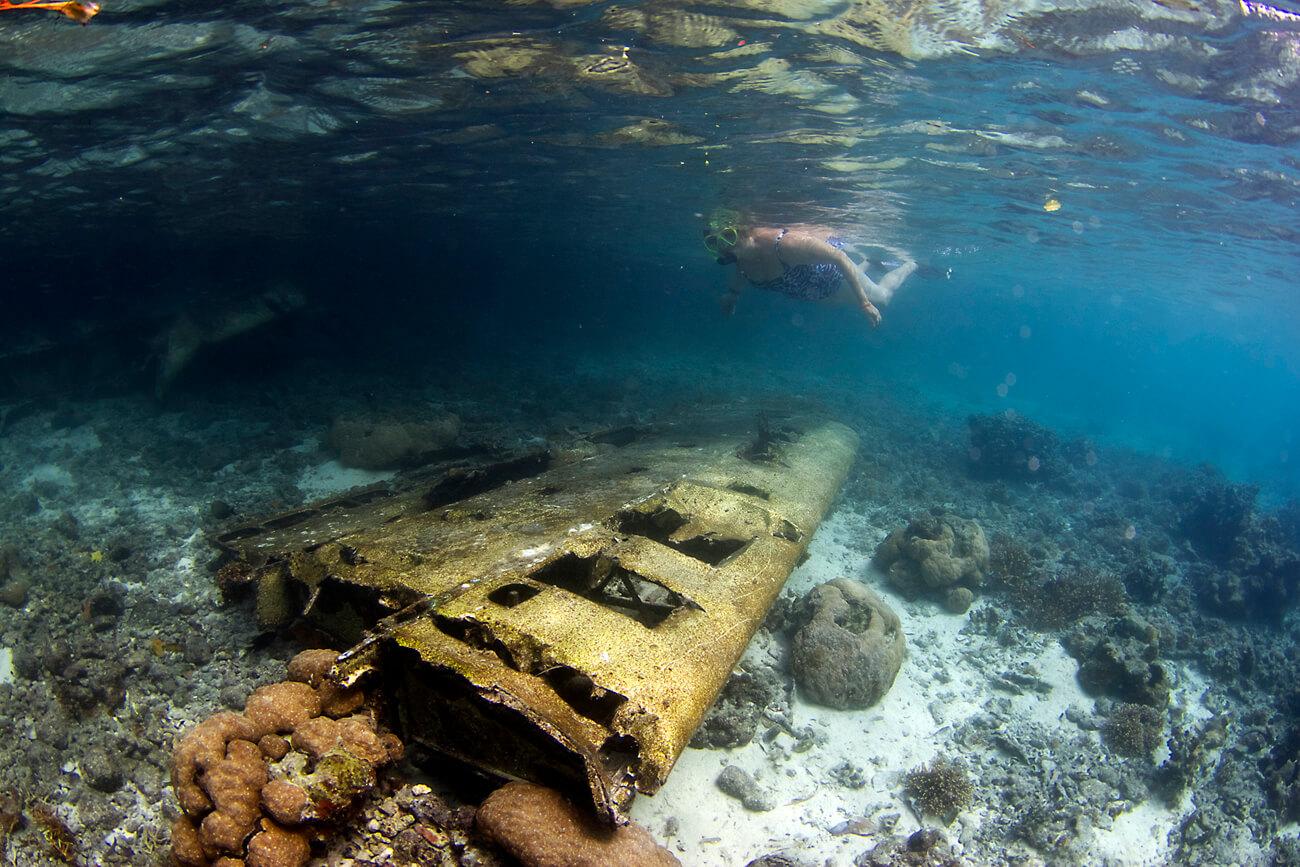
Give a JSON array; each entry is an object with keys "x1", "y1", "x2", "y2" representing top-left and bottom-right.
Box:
[{"x1": 214, "y1": 408, "x2": 857, "y2": 822}]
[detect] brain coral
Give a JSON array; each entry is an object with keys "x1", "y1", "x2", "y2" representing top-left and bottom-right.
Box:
[
  {"x1": 874, "y1": 511, "x2": 989, "y2": 602},
  {"x1": 170, "y1": 649, "x2": 402, "y2": 867},
  {"x1": 791, "y1": 578, "x2": 906, "y2": 709}
]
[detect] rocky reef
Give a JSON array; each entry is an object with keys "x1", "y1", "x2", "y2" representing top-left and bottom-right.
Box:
[{"x1": 965, "y1": 413, "x2": 1071, "y2": 482}]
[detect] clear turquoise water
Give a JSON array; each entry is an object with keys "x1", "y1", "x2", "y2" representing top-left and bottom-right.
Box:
[{"x1": 1, "y1": 0, "x2": 1296, "y2": 495}]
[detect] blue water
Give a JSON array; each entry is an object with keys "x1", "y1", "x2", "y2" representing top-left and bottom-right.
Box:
[{"x1": 4, "y1": 15, "x2": 1296, "y2": 508}]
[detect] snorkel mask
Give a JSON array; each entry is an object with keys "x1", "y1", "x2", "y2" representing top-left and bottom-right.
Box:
[{"x1": 703, "y1": 226, "x2": 738, "y2": 262}]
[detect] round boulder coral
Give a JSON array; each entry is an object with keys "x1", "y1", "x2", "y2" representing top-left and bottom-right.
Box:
[
  {"x1": 874, "y1": 512, "x2": 989, "y2": 602},
  {"x1": 476, "y1": 781, "x2": 680, "y2": 867},
  {"x1": 791, "y1": 578, "x2": 906, "y2": 709}
]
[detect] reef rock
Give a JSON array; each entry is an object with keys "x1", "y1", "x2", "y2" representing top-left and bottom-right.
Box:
[
  {"x1": 1178, "y1": 471, "x2": 1258, "y2": 564},
  {"x1": 791, "y1": 578, "x2": 906, "y2": 709},
  {"x1": 328, "y1": 412, "x2": 461, "y2": 470},
  {"x1": 1193, "y1": 514, "x2": 1300, "y2": 622},
  {"x1": 966, "y1": 413, "x2": 1066, "y2": 481},
  {"x1": 716, "y1": 764, "x2": 778, "y2": 812},
  {"x1": 874, "y1": 511, "x2": 989, "y2": 602},
  {"x1": 1064, "y1": 615, "x2": 1170, "y2": 708}
]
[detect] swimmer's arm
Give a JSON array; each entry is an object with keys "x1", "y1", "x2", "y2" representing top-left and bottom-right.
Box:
[
  {"x1": 779, "y1": 234, "x2": 882, "y2": 325},
  {"x1": 721, "y1": 266, "x2": 744, "y2": 316}
]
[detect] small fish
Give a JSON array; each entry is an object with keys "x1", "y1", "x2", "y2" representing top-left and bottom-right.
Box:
[{"x1": 829, "y1": 816, "x2": 878, "y2": 836}]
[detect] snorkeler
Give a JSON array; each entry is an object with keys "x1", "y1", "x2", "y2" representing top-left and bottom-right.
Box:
[
  {"x1": 703, "y1": 219, "x2": 916, "y2": 327},
  {"x1": 0, "y1": 0, "x2": 99, "y2": 23}
]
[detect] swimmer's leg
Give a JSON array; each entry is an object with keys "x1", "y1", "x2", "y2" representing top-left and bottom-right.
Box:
[{"x1": 870, "y1": 260, "x2": 917, "y2": 304}]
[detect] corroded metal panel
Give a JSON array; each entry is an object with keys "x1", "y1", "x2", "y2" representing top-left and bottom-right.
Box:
[{"x1": 215, "y1": 410, "x2": 857, "y2": 821}]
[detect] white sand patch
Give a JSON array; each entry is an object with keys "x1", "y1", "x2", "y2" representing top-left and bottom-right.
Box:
[
  {"x1": 297, "y1": 461, "x2": 393, "y2": 499},
  {"x1": 0, "y1": 647, "x2": 12, "y2": 685},
  {"x1": 1010, "y1": 640, "x2": 1095, "y2": 727},
  {"x1": 27, "y1": 425, "x2": 102, "y2": 455},
  {"x1": 1090, "y1": 799, "x2": 1176, "y2": 865},
  {"x1": 1171, "y1": 666, "x2": 1214, "y2": 725},
  {"x1": 630, "y1": 505, "x2": 1207, "y2": 865},
  {"x1": 290, "y1": 436, "x2": 322, "y2": 454},
  {"x1": 52, "y1": 425, "x2": 102, "y2": 452},
  {"x1": 23, "y1": 463, "x2": 74, "y2": 488},
  {"x1": 126, "y1": 487, "x2": 187, "y2": 523}
]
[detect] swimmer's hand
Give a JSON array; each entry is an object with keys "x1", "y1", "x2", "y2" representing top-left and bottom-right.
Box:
[
  {"x1": 859, "y1": 298, "x2": 882, "y2": 327},
  {"x1": 720, "y1": 292, "x2": 739, "y2": 317}
]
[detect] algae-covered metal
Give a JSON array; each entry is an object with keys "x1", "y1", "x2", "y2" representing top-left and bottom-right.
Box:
[{"x1": 215, "y1": 410, "x2": 857, "y2": 821}]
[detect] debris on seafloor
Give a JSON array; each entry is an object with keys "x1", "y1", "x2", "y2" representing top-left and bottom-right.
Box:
[
  {"x1": 154, "y1": 284, "x2": 306, "y2": 398},
  {"x1": 214, "y1": 407, "x2": 858, "y2": 822}
]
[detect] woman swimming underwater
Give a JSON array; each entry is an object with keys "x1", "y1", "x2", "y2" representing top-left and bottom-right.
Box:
[{"x1": 703, "y1": 218, "x2": 916, "y2": 327}]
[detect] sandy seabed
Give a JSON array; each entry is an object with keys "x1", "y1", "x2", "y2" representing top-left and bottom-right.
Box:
[{"x1": 631, "y1": 509, "x2": 1217, "y2": 866}]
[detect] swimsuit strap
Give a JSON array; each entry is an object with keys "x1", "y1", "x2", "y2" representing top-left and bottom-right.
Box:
[{"x1": 773, "y1": 228, "x2": 790, "y2": 268}]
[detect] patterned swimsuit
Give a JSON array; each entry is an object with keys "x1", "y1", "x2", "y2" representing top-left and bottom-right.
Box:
[{"x1": 746, "y1": 229, "x2": 846, "y2": 301}]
